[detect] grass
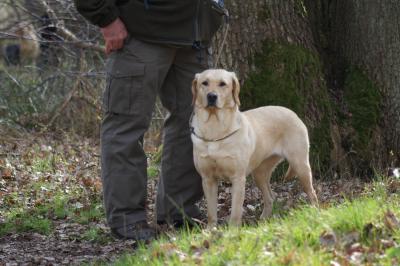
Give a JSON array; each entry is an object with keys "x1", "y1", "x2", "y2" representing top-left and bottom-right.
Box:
[
  {"x1": 0, "y1": 137, "x2": 156, "y2": 241},
  {"x1": 1, "y1": 135, "x2": 399, "y2": 264},
  {"x1": 147, "y1": 165, "x2": 160, "y2": 179},
  {"x1": 0, "y1": 140, "x2": 105, "y2": 238},
  {"x1": 0, "y1": 208, "x2": 53, "y2": 236},
  {"x1": 81, "y1": 226, "x2": 112, "y2": 244},
  {"x1": 0, "y1": 190, "x2": 104, "y2": 236},
  {"x1": 114, "y1": 180, "x2": 400, "y2": 265}
]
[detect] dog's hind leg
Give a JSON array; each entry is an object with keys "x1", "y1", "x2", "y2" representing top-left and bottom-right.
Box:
[
  {"x1": 288, "y1": 159, "x2": 318, "y2": 206},
  {"x1": 283, "y1": 165, "x2": 296, "y2": 181},
  {"x1": 253, "y1": 155, "x2": 282, "y2": 219}
]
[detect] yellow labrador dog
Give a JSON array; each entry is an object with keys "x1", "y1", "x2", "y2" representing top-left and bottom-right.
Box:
[{"x1": 190, "y1": 69, "x2": 318, "y2": 227}]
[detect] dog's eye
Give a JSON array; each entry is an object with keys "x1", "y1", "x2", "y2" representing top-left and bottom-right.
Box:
[
  {"x1": 219, "y1": 81, "x2": 226, "y2": 87},
  {"x1": 202, "y1": 81, "x2": 209, "y2": 86}
]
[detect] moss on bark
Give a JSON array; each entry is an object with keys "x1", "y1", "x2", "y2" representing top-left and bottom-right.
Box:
[
  {"x1": 242, "y1": 41, "x2": 333, "y2": 176},
  {"x1": 339, "y1": 66, "x2": 382, "y2": 173}
]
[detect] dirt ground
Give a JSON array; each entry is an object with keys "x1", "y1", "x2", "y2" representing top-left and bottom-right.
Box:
[
  {"x1": 0, "y1": 130, "x2": 372, "y2": 265},
  {"x1": 0, "y1": 180, "x2": 370, "y2": 265}
]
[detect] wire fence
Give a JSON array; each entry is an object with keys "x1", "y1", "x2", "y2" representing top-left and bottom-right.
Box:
[{"x1": 0, "y1": 0, "x2": 164, "y2": 145}]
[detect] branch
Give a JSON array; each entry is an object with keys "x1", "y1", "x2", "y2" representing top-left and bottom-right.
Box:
[{"x1": 36, "y1": 0, "x2": 105, "y2": 53}]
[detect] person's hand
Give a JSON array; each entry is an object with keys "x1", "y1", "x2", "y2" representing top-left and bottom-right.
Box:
[{"x1": 101, "y1": 18, "x2": 128, "y2": 55}]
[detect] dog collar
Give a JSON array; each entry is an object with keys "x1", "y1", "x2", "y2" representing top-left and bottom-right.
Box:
[
  {"x1": 190, "y1": 126, "x2": 240, "y2": 142},
  {"x1": 189, "y1": 112, "x2": 241, "y2": 142}
]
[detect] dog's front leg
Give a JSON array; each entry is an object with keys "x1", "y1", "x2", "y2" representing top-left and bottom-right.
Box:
[
  {"x1": 229, "y1": 177, "x2": 246, "y2": 226},
  {"x1": 202, "y1": 177, "x2": 218, "y2": 228}
]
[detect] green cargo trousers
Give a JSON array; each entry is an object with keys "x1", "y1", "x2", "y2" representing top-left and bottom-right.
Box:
[{"x1": 101, "y1": 36, "x2": 209, "y2": 229}]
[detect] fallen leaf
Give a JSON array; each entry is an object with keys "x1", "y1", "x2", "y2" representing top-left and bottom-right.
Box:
[
  {"x1": 152, "y1": 243, "x2": 178, "y2": 258},
  {"x1": 388, "y1": 179, "x2": 400, "y2": 193},
  {"x1": 203, "y1": 239, "x2": 210, "y2": 249},
  {"x1": 190, "y1": 245, "x2": 207, "y2": 258},
  {"x1": 280, "y1": 249, "x2": 295, "y2": 265},
  {"x1": 246, "y1": 204, "x2": 256, "y2": 212},
  {"x1": 1, "y1": 167, "x2": 13, "y2": 179},
  {"x1": 349, "y1": 251, "x2": 363, "y2": 264},
  {"x1": 383, "y1": 210, "x2": 400, "y2": 231},
  {"x1": 380, "y1": 239, "x2": 395, "y2": 249},
  {"x1": 342, "y1": 231, "x2": 360, "y2": 248},
  {"x1": 330, "y1": 260, "x2": 341, "y2": 266},
  {"x1": 319, "y1": 230, "x2": 337, "y2": 249},
  {"x1": 346, "y1": 243, "x2": 364, "y2": 255},
  {"x1": 263, "y1": 248, "x2": 274, "y2": 257},
  {"x1": 332, "y1": 250, "x2": 350, "y2": 266},
  {"x1": 363, "y1": 223, "x2": 382, "y2": 240}
]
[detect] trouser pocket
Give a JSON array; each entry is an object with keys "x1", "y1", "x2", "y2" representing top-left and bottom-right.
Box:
[{"x1": 104, "y1": 56, "x2": 145, "y2": 115}]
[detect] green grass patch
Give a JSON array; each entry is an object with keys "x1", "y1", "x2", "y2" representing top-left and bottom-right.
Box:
[
  {"x1": 0, "y1": 208, "x2": 52, "y2": 236},
  {"x1": 73, "y1": 203, "x2": 104, "y2": 225},
  {"x1": 81, "y1": 226, "x2": 112, "y2": 244},
  {"x1": 115, "y1": 182, "x2": 399, "y2": 265},
  {"x1": 147, "y1": 165, "x2": 159, "y2": 179},
  {"x1": 0, "y1": 198, "x2": 104, "y2": 236},
  {"x1": 0, "y1": 181, "x2": 103, "y2": 236},
  {"x1": 31, "y1": 155, "x2": 56, "y2": 173}
]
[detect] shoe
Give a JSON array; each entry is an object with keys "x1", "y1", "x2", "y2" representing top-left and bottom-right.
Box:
[{"x1": 111, "y1": 221, "x2": 156, "y2": 243}]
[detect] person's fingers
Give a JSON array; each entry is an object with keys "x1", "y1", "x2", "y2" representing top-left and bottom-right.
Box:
[
  {"x1": 101, "y1": 18, "x2": 129, "y2": 54},
  {"x1": 122, "y1": 29, "x2": 128, "y2": 40},
  {"x1": 105, "y1": 35, "x2": 127, "y2": 55},
  {"x1": 106, "y1": 40, "x2": 114, "y2": 55},
  {"x1": 105, "y1": 42, "x2": 110, "y2": 55},
  {"x1": 115, "y1": 38, "x2": 124, "y2": 50}
]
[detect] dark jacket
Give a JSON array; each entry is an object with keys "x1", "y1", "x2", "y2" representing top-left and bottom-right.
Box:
[{"x1": 74, "y1": 0, "x2": 225, "y2": 47}]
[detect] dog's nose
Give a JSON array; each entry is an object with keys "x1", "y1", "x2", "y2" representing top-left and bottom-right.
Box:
[{"x1": 207, "y1": 92, "x2": 218, "y2": 106}]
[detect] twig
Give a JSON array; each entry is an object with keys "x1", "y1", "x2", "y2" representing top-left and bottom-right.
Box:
[
  {"x1": 0, "y1": 153, "x2": 21, "y2": 157},
  {"x1": 0, "y1": 30, "x2": 105, "y2": 53},
  {"x1": 45, "y1": 76, "x2": 81, "y2": 129},
  {"x1": 36, "y1": 0, "x2": 106, "y2": 53},
  {"x1": 43, "y1": 50, "x2": 86, "y2": 130}
]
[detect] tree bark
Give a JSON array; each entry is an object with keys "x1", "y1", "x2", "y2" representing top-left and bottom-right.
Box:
[
  {"x1": 216, "y1": 0, "x2": 316, "y2": 79},
  {"x1": 218, "y1": 0, "x2": 400, "y2": 177},
  {"x1": 217, "y1": 0, "x2": 333, "y2": 177},
  {"x1": 305, "y1": 0, "x2": 400, "y2": 173},
  {"x1": 333, "y1": 0, "x2": 400, "y2": 169}
]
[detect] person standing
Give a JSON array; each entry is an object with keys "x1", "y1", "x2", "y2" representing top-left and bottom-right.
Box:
[{"x1": 74, "y1": 0, "x2": 226, "y2": 242}]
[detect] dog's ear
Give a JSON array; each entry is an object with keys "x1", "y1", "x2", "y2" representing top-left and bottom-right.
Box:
[
  {"x1": 191, "y1": 74, "x2": 199, "y2": 106},
  {"x1": 231, "y1": 72, "x2": 241, "y2": 106}
]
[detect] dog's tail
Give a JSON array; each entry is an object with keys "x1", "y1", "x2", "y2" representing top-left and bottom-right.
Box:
[{"x1": 283, "y1": 165, "x2": 296, "y2": 181}]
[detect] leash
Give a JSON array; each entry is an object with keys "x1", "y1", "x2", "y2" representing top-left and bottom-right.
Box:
[
  {"x1": 213, "y1": 8, "x2": 230, "y2": 68},
  {"x1": 193, "y1": 1, "x2": 230, "y2": 66}
]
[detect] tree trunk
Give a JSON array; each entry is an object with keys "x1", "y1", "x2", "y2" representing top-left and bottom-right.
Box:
[
  {"x1": 217, "y1": 0, "x2": 400, "y2": 178},
  {"x1": 215, "y1": 0, "x2": 316, "y2": 79},
  {"x1": 216, "y1": 0, "x2": 334, "y2": 178},
  {"x1": 333, "y1": 0, "x2": 400, "y2": 171},
  {"x1": 305, "y1": 0, "x2": 400, "y2": 175}
]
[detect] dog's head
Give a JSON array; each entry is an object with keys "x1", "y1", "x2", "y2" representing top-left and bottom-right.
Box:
[{"x1": 192, "y1": 69, "x2": 240, "y2": 110}]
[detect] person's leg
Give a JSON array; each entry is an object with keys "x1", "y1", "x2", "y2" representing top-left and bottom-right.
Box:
[
  {"x1": 156, "y1": 47, "x2": 211, "y2": 224},
  {"x1": 101, "y1": 37, "x2": 175, "y2": 237}
]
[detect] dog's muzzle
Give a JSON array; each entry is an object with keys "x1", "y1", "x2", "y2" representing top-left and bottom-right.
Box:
[{"x1": 207, "y1": 92, "x2": 218, "y2": 107}]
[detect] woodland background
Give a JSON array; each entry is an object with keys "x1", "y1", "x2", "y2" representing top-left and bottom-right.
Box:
[{"x1": 1, "y1": 0, "x2": 399, "y2": 179}]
